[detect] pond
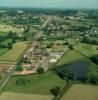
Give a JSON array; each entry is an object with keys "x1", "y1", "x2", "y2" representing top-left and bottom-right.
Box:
[{"x1": 67, "y1": 62, "x2": 88, "y2": 80}]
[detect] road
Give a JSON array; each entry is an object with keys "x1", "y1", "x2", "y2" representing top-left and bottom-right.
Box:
[
  {"x1": 0, "y1": 18, "x2": 50, "y2": 93},
  {"x1": 0, "y1": 65, "x2": 16, "y2": 93}
]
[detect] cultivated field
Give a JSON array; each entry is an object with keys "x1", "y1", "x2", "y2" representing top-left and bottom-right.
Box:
[
  {"x1": 0, "y1": 92, "x2": 53, "y2": 100},
  {"x1": 0, "y1": 42, "x2": 28, "y2": 62},
  {"x1": 61, "y1": 84, "x2": 98, "y2": 100},
  {"x1": 0, "y1": 64, "x2": 11, "y2": 77}
]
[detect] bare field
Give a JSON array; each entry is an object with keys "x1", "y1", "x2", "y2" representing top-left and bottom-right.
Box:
[
  {"x1": 0, "y1": 92, "x2": 53, "y2": 100},
  {"x1": 61, "y1": 84, "x2": 98, "y2": 100}
]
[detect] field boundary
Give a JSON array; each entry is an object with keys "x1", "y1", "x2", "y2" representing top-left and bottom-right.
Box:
[{"x1": 52, "y1": 79, "x2": 72, "y2": 100}]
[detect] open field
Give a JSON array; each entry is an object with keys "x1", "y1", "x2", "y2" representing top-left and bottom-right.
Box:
[
  {"x1": 56, "y1": 50, "x2": 85, "y2": 66},
  {"x1": 0, "y1": 39, "x2": 12, "y2": 45},
  {"x1": 74, "y1": 43, "x2": 98, "y2": 57},
  {"x1": 56, "y1": 50, "x2": 98, "y2": 79},
  {"x1": 0, "y1": 92, "x2": 53, "y2": 100},
  {"x1": 3, "y1": 71, "x2": 67, "y2": 95},
  {"x1": 29, "y1": 27, "x2": 39, "y2": 33},
  {"x1": 0, "y1": 24, "x2": 23, "y2": 33},
  {"x1": 61, "y1": 84, "x2": 98, "y2": 100},
  {"x1": 0, "y1": 32, "x2": 6, "y2": 36},
  {"x1": 0, "y1": 49, "x2": 8, "y2": 56},
  {"x1": 0, "y1": 42, "x2": 28, "y2": 62}
]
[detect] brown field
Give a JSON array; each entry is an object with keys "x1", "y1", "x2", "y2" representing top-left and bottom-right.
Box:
[
  {"x1": 0, "y1": 64, "x2": 11, "y2": 76},
  {"x1": 0, "y1": 92, "x2": 53, "y2": 100},
  {"x1": 61, "y1": 84, "x2": 98, "y2": 100}
]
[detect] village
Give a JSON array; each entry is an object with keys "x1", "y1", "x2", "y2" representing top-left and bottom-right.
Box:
[
  {"x1": 14, "y1": 40, "x2": 68, "y2": 75},
  {"x1": 0, "y1": 9, "x2": 98, "y2": 100}
]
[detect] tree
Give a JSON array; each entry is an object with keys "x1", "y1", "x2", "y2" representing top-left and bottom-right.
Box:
[
  {"x1": 80, "y1": 74, "x2": 88, "y2": 82},
  {"x1": 37, "y1": 67, "x2": 44, "y2": 74},
  {"x1": 50, "y1": 86, "x2": 60, "y2": 96},
  {"x1": 15, "y1": 66, "x2": 23, "y2": 71},
  {"x1": 63, "y1": 41, "x2": 69, "y2": 45},
  {"x1": 91, "y1": 56, "x2": 98, "y2": 65},
  {"x1": 7, "y1": 43, "x2": 12, "y2": 49},
  {"x1": 69, "y1": 45, "x2": 74, "y2": 50},
  {"x1": 56, "y1": 67, "x2": 68, "y2": 79},
  {"x1": 12, "y1": 38, "x2": 16, "y2": 43},
  {"x1": 89, "y1": 75, "x2": 98, "y2": 84},
  {"x1": 67, "y1": 73, "x2": 76, "y2": 80},
  {"x1": 0, "y1": 75, "x2": 2, "y2": 80}
]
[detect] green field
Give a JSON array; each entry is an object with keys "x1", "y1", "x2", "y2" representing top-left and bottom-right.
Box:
[
  {"x1": 74, "y1": 43, "x2": 98, "y2": 57},
  {"x1": 57, "y1": 50, "x2": 85, "y2": 66},
  {"x1": 0, "y1": 32, "x2": 6, "y2": 36},
  {"x1": 3, "y1": 71, "x2": 67, "y2": 95},
  {"x1": 0, "y1": 48, "x2": 8, "y2": 56},
  {"x1": 1, "y1": 39, "x2": 12, "y2": 45},
  {"x1": 29, "y1": 27, "x2": 39, "y2": 33},
  {"x1": 56, "y1": 50, "x2": 98, "y2": 79},
  {"x1": 0, "y1": 42, "x2": 28, "y2": 62},
  {"x1": 61, "y1": 84, "x2": 98, "y2": 100}
]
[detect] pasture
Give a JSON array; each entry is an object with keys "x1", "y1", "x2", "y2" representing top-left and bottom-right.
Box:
[
  {"x1": 0, "y1": 48, "x2": 8, "y2": 56},
  {"x1": 0, "y1": 42, "x2": 28, "y2": 62},
  {"x1": 3, "y1": 71, "x2": 67, "y2": 95},
  {"x1": 0, "y1": 32, "x2": 6, "y2": 36},
  {"x1": 74, "y1": 43, "x2": 98, "y2": 57},
  {"x1": 61, "y1": 84, "x2": 98, "y2": 100},
  {"x1": 56, "y1": 50, "x2": 85, "y2": 66},
  {"x1": 55, "y1": 50, "x2": 98, "y2": 80}
]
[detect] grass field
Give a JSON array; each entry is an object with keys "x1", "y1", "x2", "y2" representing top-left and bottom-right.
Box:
[
  {"x1": 0, "y1": 32, "x2": 6, "y2": 36},
  {"x1": 56, "y1": 50, "x2": 98, "y2": 79},
  {"x1": 0, "y1": 92, "x2": 53, "y2": 100},
  {"x1": 29, "y1": 27, "x2": 39, "y2": 33},
  {"x1": 3, "y1": 71, "x2": 67, "y2": 95},
  {"x1": 0, "y1": 42, "x2": 28, "y2": 62},
  {"x1": 74, "y1": 43, "x2": 98, "y2": 57},
  {"x1": 0, "y1": 24, "x2": 23, "y2": 33},
  {"x1": 1, "y1": 39, "x2": 12, "y2": 45},
  {"x1": 57, "y1": 50, "x2": 85, "y2": 66},
  {"x1": 61, "y1": 84, "x2": 98, "y2": 100},
  {"x1": 0, "y1": 48, "x2": 8, "y2": 56}
]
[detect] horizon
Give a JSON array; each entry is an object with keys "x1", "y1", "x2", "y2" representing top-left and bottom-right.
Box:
[{"x1": 0, "y1": 0, "x2": 98, "y2": 9}]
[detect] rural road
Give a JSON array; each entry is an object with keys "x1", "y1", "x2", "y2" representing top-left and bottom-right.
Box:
[
  {"x1": 0, "y1": 18, "x2": 49, "y2": 93},
  {"x1": 0, "y1": 65, "x2": 16, "y2": 93}
]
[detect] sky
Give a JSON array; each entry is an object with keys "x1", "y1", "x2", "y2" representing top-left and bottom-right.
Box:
[{"x1": 0, "y1": 0, "x2": 98, "y2": 9}]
